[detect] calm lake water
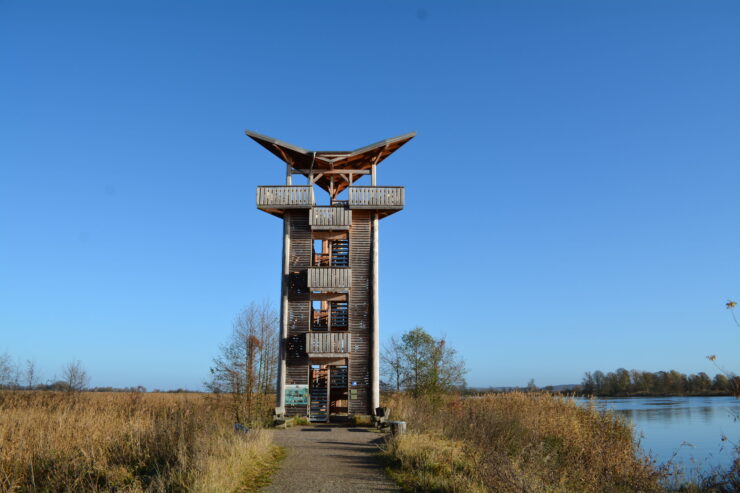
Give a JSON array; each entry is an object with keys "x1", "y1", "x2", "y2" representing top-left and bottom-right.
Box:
[{"x1": 578, "y1": 396, "x2": 739, "y2": 478}]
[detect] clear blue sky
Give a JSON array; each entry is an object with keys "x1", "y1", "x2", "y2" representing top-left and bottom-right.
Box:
[{"x1": 1, "y1": 0, "x2": 739, "y2": 390}]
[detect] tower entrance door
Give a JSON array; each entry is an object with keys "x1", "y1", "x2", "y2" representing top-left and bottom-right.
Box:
[{"x1": 309, "y1": 362, "x2": 348, "y2": 422}]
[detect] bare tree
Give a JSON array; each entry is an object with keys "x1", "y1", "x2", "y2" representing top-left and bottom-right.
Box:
[
  {"x1": 62, "y1": 360, "x2": 89, "y2": 392},
  {"x1": 207, "y1": 301, "x2": 279, "y2": 424},
  {"x1": 25, "y1": 359, "x2": 40, "y2": 389},
  {"x1": 381, "y1": 336, "x2": 405, "y2": 392},
  {"x1": 0, "y1": 353, "x2": 19, "y2": 389},
  {"x1": 0, "y1": 353, "x2": 14, "y2": 388},
  {"x1": 255, "y1": 300, "x2": 279, "y2": 412}
]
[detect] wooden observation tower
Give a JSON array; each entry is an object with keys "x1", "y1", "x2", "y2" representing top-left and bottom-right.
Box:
[{"x1": 247, "y1": 130, "x2": 414, "y2": 421}]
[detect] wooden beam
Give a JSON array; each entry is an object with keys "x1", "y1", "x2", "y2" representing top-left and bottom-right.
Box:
[
  {"x1": 311, "y1": 231, "x2": 348, "y2": 241},
  {"x1": 306, "y1": 357, "x2": 348, "y2": 366},
  {"x1": 291, "y1": 169, "x2": 370, "y2": 175},
  {"x1": 371, "y1": 146, "x2": 388, "y2": 166},
  {"x1": 272, "y1": 143, "x2": 293, "y2": 167},
  {"x1": 310, "y1": 292, "x2": 347, "y2": 302}
]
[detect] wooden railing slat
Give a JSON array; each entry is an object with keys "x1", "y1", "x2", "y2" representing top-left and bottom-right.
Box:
[
  {"x1": 256, "y1": 186, "x2": 314, "y2": 208},
  {"x1": 348, "y1": 187, "x2": 404, "y2": 209},
  {"x1": 307, "y1": 267, "x2": 351, "y2": 289},
  {"x1": 306, "y1": 332, "x2": 351, "y2": 354},
  {"x1": 309, "y1": 207, "x2": 352, "y2": 229}
]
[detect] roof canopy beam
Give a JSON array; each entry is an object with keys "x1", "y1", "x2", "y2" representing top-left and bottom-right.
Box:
[{"x1": 245, "y1": 130, "x2": 415, "y2": 196}]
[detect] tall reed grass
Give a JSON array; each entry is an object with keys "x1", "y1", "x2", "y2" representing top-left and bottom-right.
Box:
[
  {"x1": 0, "y1": 391, "x2": 279, "y2": 492},
  {"x1": 383, "y1": 392, "x2": 665, "y2": 493}
]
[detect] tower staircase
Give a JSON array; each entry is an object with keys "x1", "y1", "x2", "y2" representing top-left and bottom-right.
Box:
[{"x1": 310, "y1": 367, "x2": 329, "y2": 422}]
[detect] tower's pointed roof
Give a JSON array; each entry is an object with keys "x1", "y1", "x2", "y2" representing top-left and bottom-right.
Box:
[{"x1": 245, "y1": 130, "x2": 415, "y2": 196}]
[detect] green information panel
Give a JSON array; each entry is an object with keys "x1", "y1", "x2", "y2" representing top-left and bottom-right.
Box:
[{"x1": 285, "y1": 384, "x2": 309, "y2": 405}]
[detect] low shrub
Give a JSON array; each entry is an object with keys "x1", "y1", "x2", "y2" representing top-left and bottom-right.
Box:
[{"x1": 349, "y1": 414, "x2": 373, "y2": 426}]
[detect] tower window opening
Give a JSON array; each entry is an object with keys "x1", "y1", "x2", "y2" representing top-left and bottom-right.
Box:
[
  {"x1": 311, "y1": 295, "x2": 349, "y2": 331},
  {"x1": 312, "y1": 237, "x2": 349, "y2": 267},
  {"x1": 311, "y1": 300, "x2": 329, "y2": 331}
]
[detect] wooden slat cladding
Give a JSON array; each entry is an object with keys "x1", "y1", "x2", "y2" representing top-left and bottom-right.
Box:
[
  {"x1": 285, "y1": 211, "x2": 310, "y2": 416},
  {"x1": 257, "y1": 186, "x2": 314, "y2": 209},
  {"x1": 349, "y1": 211, "x2": 372, "y2": 414},
  {"x1": 286, "y1": 356, "x2": 308, "y2": 383},
  {"x1": 287, "y1": 211, "x2": 311, "y2": 335},
  {"x1": 306, "y1": 332, "x2": 351, "y2": 355},
  {"x1": 309, "y1": 207, "x2": 352, "y2": 230},
  {"x1": 348, "y1": 187, "x2": 404, "y2": 210},
  {"x1": 307, "y1": 267, "x2": 352, "y2": 290}
]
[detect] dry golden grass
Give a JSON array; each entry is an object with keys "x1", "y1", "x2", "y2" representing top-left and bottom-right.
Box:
[
  {"x1": 386, "y1": 432, "x2": 487, "y2": 493},
  {"x1": 383, "y1": 392, "x2": 666, "y2": 493},
  {"x1": 0, "y1": 391, "x2": 280, "y2": 492}
]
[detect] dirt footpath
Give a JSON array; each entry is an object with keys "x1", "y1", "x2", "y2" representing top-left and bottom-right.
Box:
[{"x1": 263, "y1": 424, "x2": 400, "y2": 493}]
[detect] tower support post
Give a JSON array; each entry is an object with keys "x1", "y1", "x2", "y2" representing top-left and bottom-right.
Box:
[
  {"x1": 276, "y1": 215, "x2": 289, "y2": 413},
  {"x1": 371, "y1": 211, "x2": 380, "y2": 412}
]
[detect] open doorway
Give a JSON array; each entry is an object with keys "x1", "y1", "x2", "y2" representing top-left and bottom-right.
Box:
[
  {"x1": 309, "y1": 365, "x2": 328, "y2": 422},
  {"x1": 329, "y1": 365, "x2": 348, "y2": 415},
  {"x1": 310, "y1": 294, "x2": 348, "y2": 331},
  {"x1": 309, "y1": 361, "x2": 348, "y2": 421},
  {"x1": 312, "y1": 234, "x2": 349, "y2": 267}
]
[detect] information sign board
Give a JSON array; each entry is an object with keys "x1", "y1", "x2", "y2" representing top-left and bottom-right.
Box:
[{"x1": 285, "y1": 384, "x2": 309, "y2": 405}]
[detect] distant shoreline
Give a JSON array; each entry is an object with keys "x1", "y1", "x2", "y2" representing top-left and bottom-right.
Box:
[
  {"x1": 572, "y1": 391, "x2": 736, "y2": 398},
  {"x1": 464, "y1": 389, "x2": 737, "y2": 398}
]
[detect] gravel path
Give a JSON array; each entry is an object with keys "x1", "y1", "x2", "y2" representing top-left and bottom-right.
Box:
[{"x1": 263, "y1": 424, "x2": 400, "y2": 493}]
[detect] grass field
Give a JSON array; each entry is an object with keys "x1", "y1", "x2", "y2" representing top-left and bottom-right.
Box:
[
  {"x1": 0, "y1": 391, "x2": 280, "y2": 492},
  {"x1": 382, "y1": 392, "x2": 667, "y2": 493}
]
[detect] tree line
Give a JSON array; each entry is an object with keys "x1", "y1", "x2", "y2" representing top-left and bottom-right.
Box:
[
  {"x1": 0, "y1": 356, "x2": 91, "y2": 392},
  {"x1": 0, "y1": 353, "x2": 194, "y2": 394},
  {"x1": 581, "y1": 368, "x2": 738, "y2": 396}
]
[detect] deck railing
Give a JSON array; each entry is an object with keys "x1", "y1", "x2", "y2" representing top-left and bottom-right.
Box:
[
  {"x1": 256, "y1": 186, "x2": 314, "y2": 209},
  {"x1": 309, "y1": 207, "x2": 352, "y2": 230},
  {"x1": 307, "y1": 267, "x2": 352, "y2": 290},
  {"x1": 348, "y1": 187, "x2": 404, "y2": 209},
  {"x1": 306, "y1": 332, "x2": 351, "y2": 354}
]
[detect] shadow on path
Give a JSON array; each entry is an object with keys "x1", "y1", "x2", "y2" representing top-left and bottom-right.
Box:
[{"x1": 264, "y1": 425, "x2": 399, "y2": 493}]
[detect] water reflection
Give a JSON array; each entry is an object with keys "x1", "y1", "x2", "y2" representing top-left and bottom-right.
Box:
[
  {"x1": 576, "y1": 396, "x2": 739, "y2": 478},
  {"x1": 613, "y1": 404, "x2": 716, "y2": 424}
]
